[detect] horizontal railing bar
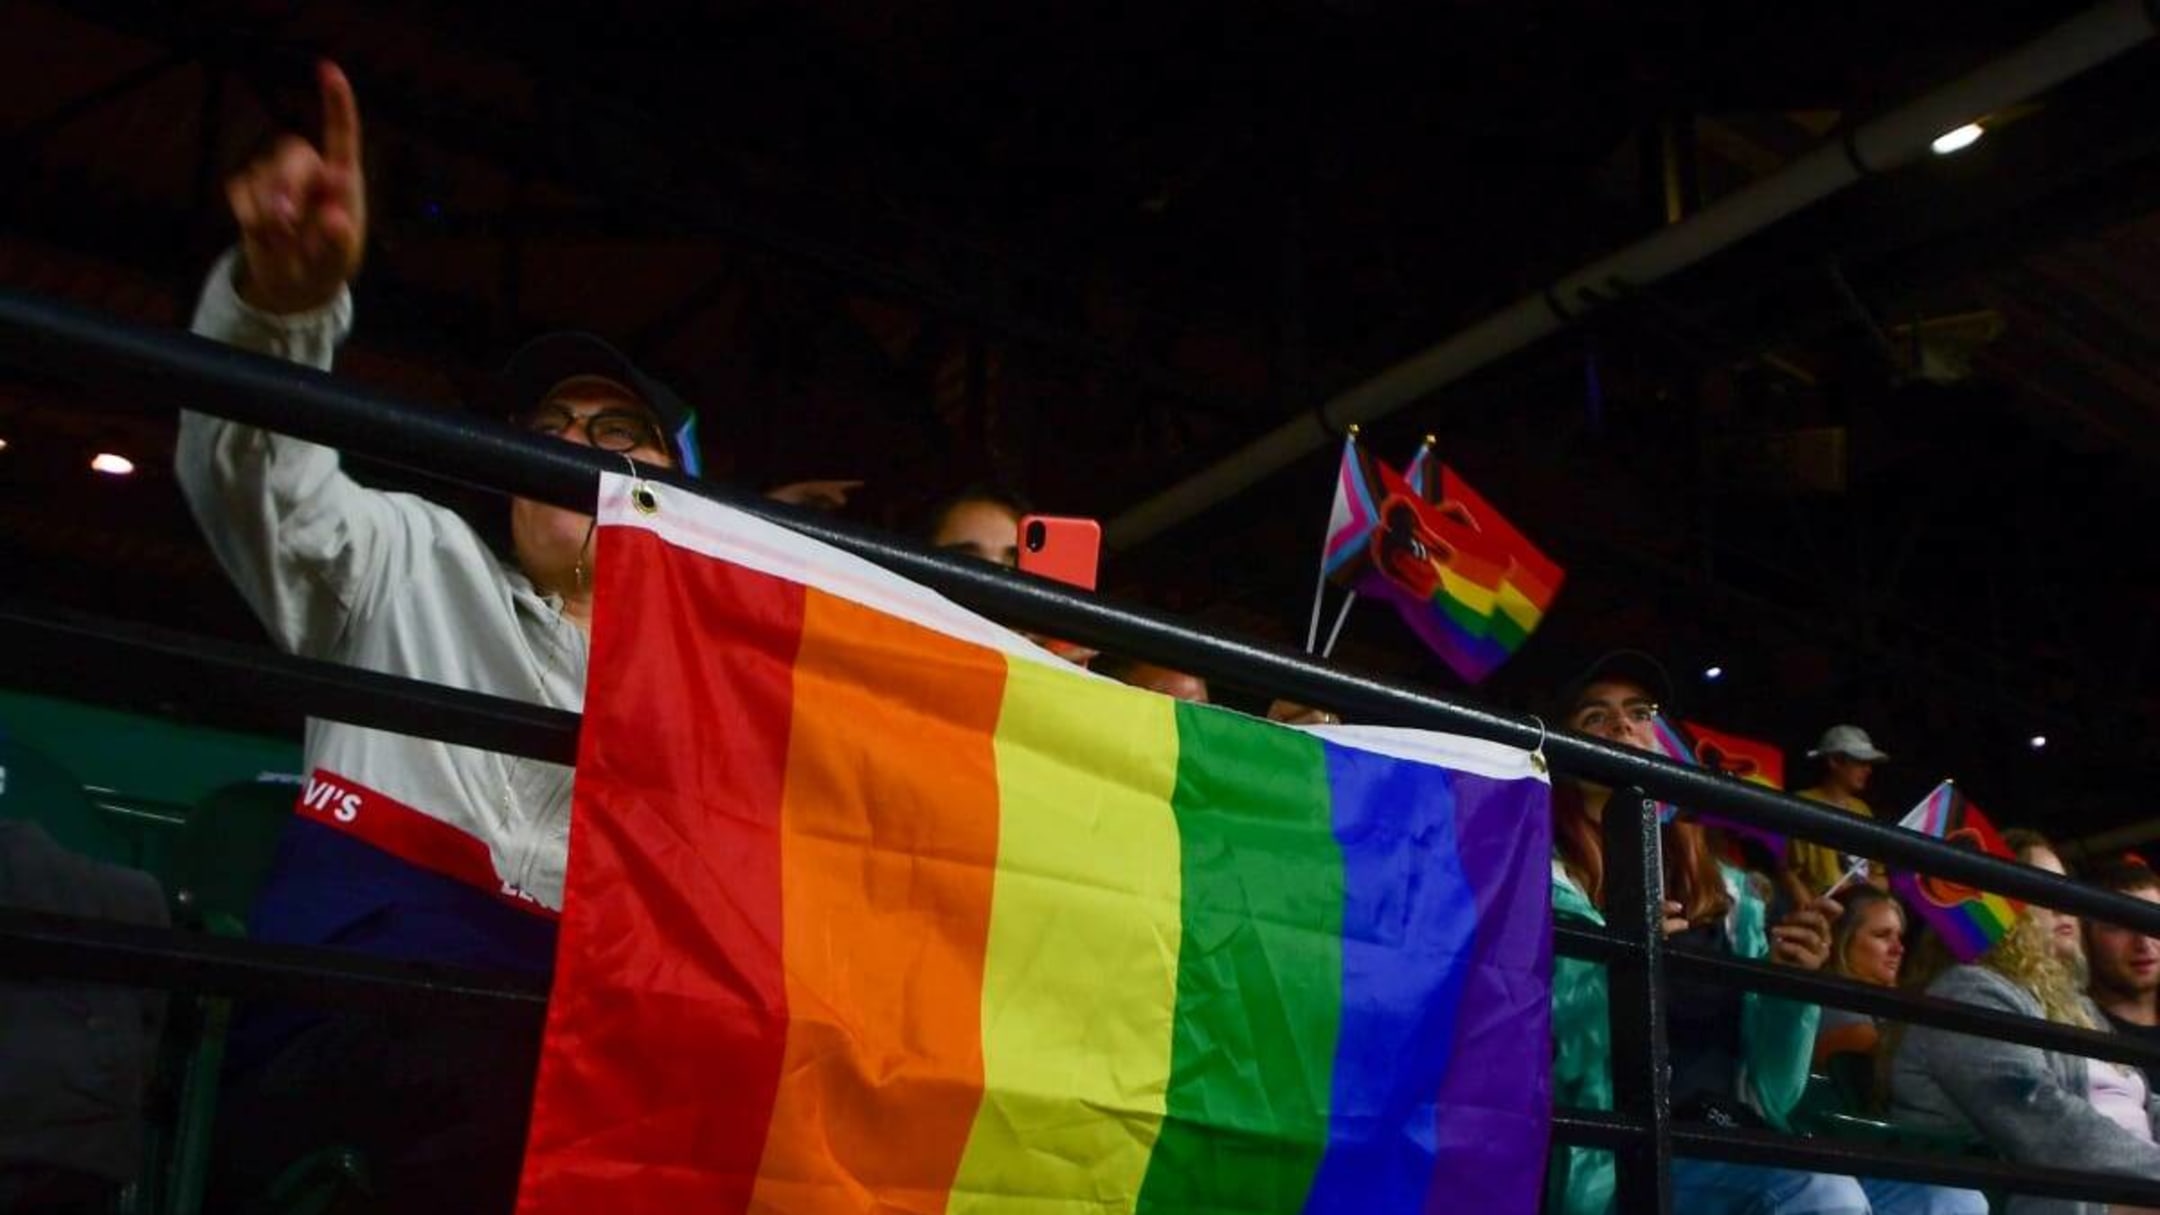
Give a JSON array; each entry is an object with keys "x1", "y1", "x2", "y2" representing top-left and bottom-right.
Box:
[
  {"x1": 0, "y1": 908, "x2": 548, "y2": 1022},
  {"x1": 1672, "y1": 1122, "x2": 2160, "y2": 1207},
  {"x1": 1554, "y1": 1111, "x2": 2160, "y2": 1206},
  {"x1": 0, "y1": 597, "x2": 581, "y2": 765},
  {"x1": 3, "y1": 290, "x2": 2159, "y2": 935},
  {"x1": 1552, "y1": 922, "x2": 1643, "y2": 964},
  {"x1": 10, "y1": 884, "x2": 2151, "y2": 1091},
  {"x1": 1553, "y1": 924, "x2": 2160, "y2": 1069},
  {"x1": 1665, "y1": 944, "x2": 2160, "y2": 1069},
  {"x1": 1550, "y1": 1107, "x2": 1648, "y2": 1149},
  {"x1": 12, "y1": 869, "x2": 2142, "y2": 1067},
  {"x1": 15, "y1": 903, "x2": 2155, "y2": 1208}
]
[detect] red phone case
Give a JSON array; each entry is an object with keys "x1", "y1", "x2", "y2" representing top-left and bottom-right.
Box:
[{"x1": 1017, "y1": 515, "x2": 1101, "y2": 591}]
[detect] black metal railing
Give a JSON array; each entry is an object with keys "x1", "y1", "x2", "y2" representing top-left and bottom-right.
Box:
[{"x1": 7, "y1": 287, "x2": 2160, "y2": 1211}]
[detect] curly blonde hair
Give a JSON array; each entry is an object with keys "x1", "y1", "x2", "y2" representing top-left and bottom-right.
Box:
[
  {"x1": 1900, "y1": 910, "x2": 2094, "y2": 1028},
  {"x1": 1981, "y1": 908, "x2": 2096, "y2": 1028},
  {"x1": 1876, "y1": 908, "x2": 2094, "y2": 1111}
]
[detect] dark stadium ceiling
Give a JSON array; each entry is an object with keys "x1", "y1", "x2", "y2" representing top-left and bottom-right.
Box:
[{"x1": 7, "y1": 0, "x2": 2160, "y2": 842}]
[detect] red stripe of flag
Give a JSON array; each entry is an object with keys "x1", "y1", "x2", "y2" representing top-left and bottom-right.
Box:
[{"x1": 518, "y1": 527, "x2": 805, "y2": 1215}]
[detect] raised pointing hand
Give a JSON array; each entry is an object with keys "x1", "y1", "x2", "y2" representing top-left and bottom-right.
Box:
[{"x1": 228, "y1": 61, "x2": 367, "y2": 314}]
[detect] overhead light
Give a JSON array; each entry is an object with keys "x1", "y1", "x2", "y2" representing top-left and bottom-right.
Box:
[
  {"x1": 1702, "y1": 665, "x2": 1725, "y2": 682},
  {"x1": 0, "y1": 437, "x2": 9, "y2": 452},
  {"x1": 2029, "y1": 735, "x2": 2049, "y2": 751},
  {"x1": 90, "y1": 453, "x2": 135, "y2": 476},
  {"x1": 1931, "y1": 123, "x2": 1985, "y2": 155}
]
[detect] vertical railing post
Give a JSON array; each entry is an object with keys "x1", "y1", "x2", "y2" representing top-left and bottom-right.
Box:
[{"x1": 1603, "y1": 787, "x2": 1673, "y2": 1213}]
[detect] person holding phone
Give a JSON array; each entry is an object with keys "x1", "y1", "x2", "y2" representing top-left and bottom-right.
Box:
[{"x1": 925, "y1": 484, "x2": 1030, "y2": 567}]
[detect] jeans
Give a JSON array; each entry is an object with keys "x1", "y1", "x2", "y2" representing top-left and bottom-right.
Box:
[{"x1": 1670, "y1": 1158, "x2": 1990, "y2": 1215}]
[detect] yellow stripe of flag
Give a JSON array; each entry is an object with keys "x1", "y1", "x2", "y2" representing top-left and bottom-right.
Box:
[{"x1": 949, "y1": 661, "x2": 1186, "y2": 1213}]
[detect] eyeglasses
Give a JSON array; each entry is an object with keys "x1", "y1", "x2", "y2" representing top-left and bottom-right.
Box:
[{"x1": 523, "y1": 404, "x2": 666, "y2": 455}]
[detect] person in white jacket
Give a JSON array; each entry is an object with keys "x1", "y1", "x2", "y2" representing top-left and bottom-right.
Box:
[{"x1": 176, "y1": 61, "x2": 689, "y2": 1213}]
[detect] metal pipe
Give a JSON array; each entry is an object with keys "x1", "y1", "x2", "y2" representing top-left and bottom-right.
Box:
[
  {"x1": 1551, "y1": 1111, "x2": 2160, "y2": 1206},
  {"x1": 1601, "y1": 789, "x2": 1673, "y2": 1213},
  {"x1": 1105, "y1": 0, "x2": 2159, "y2": 547},
  {"x1": 1664, "y1": 943, "x2": 2160, "y2": 1070},
  {"x1": 1553, "y1": 923, "x2": 2160, "y2": 1069},
  {"x1": 0, "y1": 908, "x2": 546, "y2": 1022},
  {"x1": 3, "y1": 288, "x2": 2160, "y2": 938},
  {"x1": 1668, "y1": 1123, "x2": 2160, "y2": 1207},
  {"x1": 8, "y1": 904, "x2": 2157, "y2": 1207},
  {"x1": 0, "y1": 598, "x2": 580, "y2": 765}
]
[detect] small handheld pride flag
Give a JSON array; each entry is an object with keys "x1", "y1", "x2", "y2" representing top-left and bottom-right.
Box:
[
  {"x1": 1645, "y1": 715, "x2": 1695, "y2": 824},
  {"x1": 1307, "y1": 434, "x2": 1563, "y2": 681},
  {"x1": 1888, "y1": 781, "x2": 2025, "y2": 962},
  {"x1": 1641, "y1": 716, "x2": 1790, "y2": 864},
  {"x1": 1307, "y1": 430, "x2": 1384, "y2": 654},
  {"x1": 1348, "y1": 454, "x2": 1563, "y2": 684}
]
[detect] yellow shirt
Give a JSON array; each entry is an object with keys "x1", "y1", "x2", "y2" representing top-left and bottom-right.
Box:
[{"x1": 1790, "y1": 788, "x2": 1874, "y2": 894}]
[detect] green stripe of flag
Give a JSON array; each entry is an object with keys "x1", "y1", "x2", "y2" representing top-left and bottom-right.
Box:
[{"x1": 1134, "y1": 705, "x2": 1345, "y2": 1213}]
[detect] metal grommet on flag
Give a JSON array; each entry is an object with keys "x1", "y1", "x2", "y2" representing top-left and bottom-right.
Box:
[
  {"x1": 623, "y1": 453, "x2": 660, "y2": 516},
  {"x1": 1527, "y1": 715, "x2": 1549, "y2": 775}
]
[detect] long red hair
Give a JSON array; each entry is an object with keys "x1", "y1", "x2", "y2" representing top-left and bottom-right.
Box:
[{"x1": 1554, "y1": 780, "x2": 1733, "y2": 924}]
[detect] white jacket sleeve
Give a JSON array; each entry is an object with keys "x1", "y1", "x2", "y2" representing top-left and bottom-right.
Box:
[{"x1": 174, "y1": 249, "x2": 422, "y2": 659}]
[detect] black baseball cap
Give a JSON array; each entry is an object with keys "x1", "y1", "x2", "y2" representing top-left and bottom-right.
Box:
[
  {"x1": 490, "y1": 332, "x2": 702, "y2": 477},
  {"x1": 1552, "y1": 649, "x2": 1676, "y2": 719}
]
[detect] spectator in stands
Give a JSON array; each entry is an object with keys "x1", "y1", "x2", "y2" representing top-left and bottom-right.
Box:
[
  {"x1": 925, "y1": 484, "x2": 1029, "y2": 567},
  {"x1": 1095, "y1": 655, "x2": 1210, "y2": 703},
  {"x1": 1100, "y1": 650, "x2": 1344, "y2": 726},
  {"x1": 1890, "y1": 844, "x2": 2160, "y2": 1214},
  {"x1": 1548, "y1": 651, "x2": 1979, "y2": 1215},
  {"x1": 1813, "y1": 887, "x2": 1907, "y2": 1067},
  {"x1": 2007, "y1": 829, "x2": 2086, "y2": 974},
  {"x1": 2084, "y1": 857, "x2": 2160, "y2": 1046},
  {"x1": 0, "y1": 820, "x2": 169, "y2": 1208},
  {"x1": 171, "y1": 63, "x2": 730, "y2": 1214},
  {"x1": 1791, "y1": 724, "x2": 1890, "y2": 896}
]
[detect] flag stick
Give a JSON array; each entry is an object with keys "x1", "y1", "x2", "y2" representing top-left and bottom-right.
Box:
[
  {"x1": 1307, "y1": 426, "x2": 1361, "y2": 653},
  {"x1": 1304, "y1": 567, "x2": 1330, "y2": 654},
  {"x1": 1321, "y1": 591, "x2": 1360, "y2": 659},
  {"x1": 1824, "y1": 854, "x2": 1873, "y2": 898}
]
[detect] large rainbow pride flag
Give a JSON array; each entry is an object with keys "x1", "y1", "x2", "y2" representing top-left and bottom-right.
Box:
[
  {"x1": 1889, "y1": 781, "x2": 2024, "y2": 962},
  {"x1": 516, "y1": 475, "x2": 1556, "y2": 1215}
]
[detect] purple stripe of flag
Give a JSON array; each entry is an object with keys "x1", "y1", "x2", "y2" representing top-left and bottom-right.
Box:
[
  {"x1": 1296, "y1": 750, "x2": 1552, "y2": 1215},
  {"x1": 1424, "y1": 768, "x2": 1554, "y2": 1215}
]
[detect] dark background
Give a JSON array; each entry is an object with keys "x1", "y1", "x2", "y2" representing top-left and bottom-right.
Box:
[{"x1": 4, "y1": 0, "x2": 2158, "y2": 847}]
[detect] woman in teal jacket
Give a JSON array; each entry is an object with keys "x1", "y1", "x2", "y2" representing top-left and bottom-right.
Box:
[{"x1": 1549, "y1": 652, "x2": 1984, "y2": 1215}]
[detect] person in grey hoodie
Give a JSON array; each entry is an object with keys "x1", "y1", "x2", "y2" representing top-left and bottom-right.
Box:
[
  {"x1": 1891, "y1": 874, "x2": 2160, "y2": 1215},
  {"x1": 178, "y1": 62, "x2": 695, "y2": 1214}
]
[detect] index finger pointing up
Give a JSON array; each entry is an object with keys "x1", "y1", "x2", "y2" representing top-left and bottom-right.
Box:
[{"x1": 319, "y1": 60, "x2": 361, "y2": 170}]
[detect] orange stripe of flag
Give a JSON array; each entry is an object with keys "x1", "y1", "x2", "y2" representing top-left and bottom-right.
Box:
[{"x1": 749, "y1": 590, "x2": 1006, "y2": 1213}]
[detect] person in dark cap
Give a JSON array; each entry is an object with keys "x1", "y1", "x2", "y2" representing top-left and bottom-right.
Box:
[
  {"x1": 1544, "y1": 651, "x2": 1981, "y2": 1215},
  {"x1": 170, "y1": 63, "x2": 707, "y2": 1214}
]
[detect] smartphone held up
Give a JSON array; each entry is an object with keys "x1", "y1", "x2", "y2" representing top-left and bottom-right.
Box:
[{"x1": 1015, "y1": 515, "x2": 1101, "y2": 664}]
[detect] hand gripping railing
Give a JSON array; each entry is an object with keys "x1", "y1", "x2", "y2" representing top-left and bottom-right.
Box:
[{"x1": 7, "y1": 287, "x2": 2160, "y2": 1211}]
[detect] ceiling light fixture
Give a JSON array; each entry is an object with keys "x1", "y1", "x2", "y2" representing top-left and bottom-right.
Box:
[
  {"x1": 1931, "y1": 123, "x2": 1985, "y2": 155},
  {"x1": 90, "y1": 452, "x2": 136, "y2": 476}
]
